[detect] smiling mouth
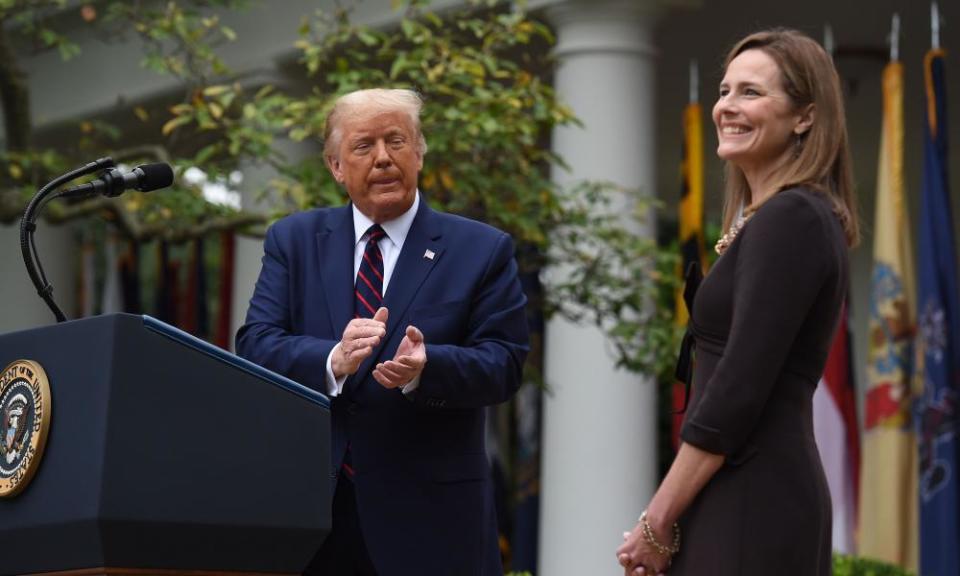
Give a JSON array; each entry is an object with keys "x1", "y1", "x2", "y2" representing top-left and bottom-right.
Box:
[{"x1": 721, "y1": 125, "x2": 752, "y2": 135}]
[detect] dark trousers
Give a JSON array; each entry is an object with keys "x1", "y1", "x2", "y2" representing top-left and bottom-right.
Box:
[{"x1": 304, "y1": 476, "x2": 378, "y2": 576}]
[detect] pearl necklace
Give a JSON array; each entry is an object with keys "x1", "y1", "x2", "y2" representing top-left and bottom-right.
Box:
[{"x1": 714, "y1": 214, "x2": 753, "y2": 255}]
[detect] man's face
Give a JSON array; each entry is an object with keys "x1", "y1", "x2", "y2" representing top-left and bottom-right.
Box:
[{"x1": 327, "y1": 109, "x2": 423, "y2": 223}]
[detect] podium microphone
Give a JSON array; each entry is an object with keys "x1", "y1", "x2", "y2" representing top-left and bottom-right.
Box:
[
  {"x1": 20, "y1": 157, "x2": 175, "y2": 323},
  {"x1": 61, "y1": 162, "x2": 174, "y2": 198}
]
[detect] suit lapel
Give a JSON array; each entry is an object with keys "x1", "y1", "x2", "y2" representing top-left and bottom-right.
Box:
[
  {"x1": 355, "y1": 201, "x2": 445, "y2": 382},
  {"x1": 317, "y1": 206, "x2": 355, "y2": 340}
]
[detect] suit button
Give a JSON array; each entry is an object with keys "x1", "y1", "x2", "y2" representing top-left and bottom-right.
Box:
[{"x1": 347, "y1": 402, "x2": 359, "y2": 415}]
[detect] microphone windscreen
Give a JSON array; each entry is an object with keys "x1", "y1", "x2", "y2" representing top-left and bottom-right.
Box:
[{"x1": 136, "y1": 163, "x2": 174, "y2": 192}]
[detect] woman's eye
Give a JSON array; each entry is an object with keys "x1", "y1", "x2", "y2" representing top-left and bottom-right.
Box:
[{"x1": 718, "y1": 87, "x2": 730, "y2": 97}]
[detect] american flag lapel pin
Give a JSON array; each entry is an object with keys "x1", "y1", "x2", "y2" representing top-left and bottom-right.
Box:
[{"x1": 424, "y1": 249, "x2": 435, "y2": 260}]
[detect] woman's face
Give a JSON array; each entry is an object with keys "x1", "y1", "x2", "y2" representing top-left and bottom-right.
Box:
[{"x1": 712, "y1": 49, "x2": 806, "y2": 177}]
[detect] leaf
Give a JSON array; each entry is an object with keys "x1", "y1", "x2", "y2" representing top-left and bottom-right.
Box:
[
  {"x1": 203, "y1": 85, "x2": 230, "y2": 97},
  {"x1": 389, "y1": 54, "x2": 408, "y2": 79},
  {"x1": 289, "y1": 127, "x2": 310, "y2": 142},
  {"x1": 162, "y1": 115, "x2": 192, "y2": 136}
]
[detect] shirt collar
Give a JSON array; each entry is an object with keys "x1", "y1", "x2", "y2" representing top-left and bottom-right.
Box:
[{"x1": 352, "y1": 191, "x2": 420, "y2": 247}]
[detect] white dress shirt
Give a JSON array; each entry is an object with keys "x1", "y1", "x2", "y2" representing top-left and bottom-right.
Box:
[{"x1": 324, "y1": 193, "x2": 421, "y2": 396}]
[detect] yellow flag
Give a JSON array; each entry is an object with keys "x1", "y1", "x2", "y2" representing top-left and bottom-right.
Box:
[
  {"x1": 858, "y1": 60, "x2": 919, "y2": 571},
  {"x1": 676, "y1": 102, "x2": 705, "y2": 326}
]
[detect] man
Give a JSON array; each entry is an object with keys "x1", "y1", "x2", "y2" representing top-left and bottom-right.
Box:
[{"x1": 236, "y1": 88, "x2": 529, "y2": 575}]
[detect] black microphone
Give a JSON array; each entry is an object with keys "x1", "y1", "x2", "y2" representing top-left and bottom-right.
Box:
[{"x1": 61, "y1": 162, "x2": 174, "y2": 198}]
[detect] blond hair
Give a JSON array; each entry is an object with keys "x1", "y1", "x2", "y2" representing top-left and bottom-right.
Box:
[{"x1": 323, "y1": 88, "x2": 428, "y2": 158}]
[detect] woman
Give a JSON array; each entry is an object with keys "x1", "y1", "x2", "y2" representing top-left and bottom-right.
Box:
[{"x1": 617, "y1": 29, "x2": 859, "y2": 575}]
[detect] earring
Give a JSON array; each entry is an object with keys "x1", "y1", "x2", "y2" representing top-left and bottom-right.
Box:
[{"x1": 793, "y1": 132, "x2": 805, "y2": 157}]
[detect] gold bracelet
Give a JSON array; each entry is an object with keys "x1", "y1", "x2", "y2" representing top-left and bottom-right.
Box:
[{"x1": 639, "y1": 510, "x2": 681, "y2": 557}]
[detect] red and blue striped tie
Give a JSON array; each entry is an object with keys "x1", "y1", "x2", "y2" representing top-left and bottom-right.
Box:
[
  {"x1": 355, "y1": 224, "x2": 385, "y2": 319},
  {"x1": 343, "y1": 224, "x2": 386, "y2": 480}
]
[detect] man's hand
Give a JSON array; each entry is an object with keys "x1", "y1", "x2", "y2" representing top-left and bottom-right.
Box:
[
  {"x1": 331, "y1": 307, "x2": 388, "y2": 378},
  {"x1": 373, "y1": 325, "x2": 426, "y2": 390}
]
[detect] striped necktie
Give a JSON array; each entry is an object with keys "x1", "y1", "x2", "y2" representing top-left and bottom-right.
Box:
[
  {"x1": 342, "y1": 224, "x2": 386, "y2": 480},
  {"x1": 355, "y1": 224, "x2": 385, "y2": 318}
]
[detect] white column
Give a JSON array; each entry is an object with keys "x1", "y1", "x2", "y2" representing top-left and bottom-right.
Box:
[
  {"x1": 0, "y1": 223, "x2": 75, "y2": 334},
  {"x1": 540, "y1": 2, "x2": 662, "y2": 574}
]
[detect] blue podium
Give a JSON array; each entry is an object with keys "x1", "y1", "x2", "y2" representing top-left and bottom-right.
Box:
[{"x1": 0, "y1": 314, "x2": 330, "y2": 575}]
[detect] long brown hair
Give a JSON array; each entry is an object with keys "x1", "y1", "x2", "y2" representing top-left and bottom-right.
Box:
[{"x1": 719, "y1": 29, "x2": 859, "y2": 246}]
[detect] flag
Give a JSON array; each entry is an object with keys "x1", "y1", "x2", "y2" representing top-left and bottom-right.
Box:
[
  {"x1": 100, "y1": 234, "x2": 123, "y2": 314},
  {"x1": 78, "y1": 230, "x2": 96, "y2": 318},
  {"x1": 813, "y1": 302, "x2": 859, "y2": 554},
  {"x1": 858, "y1": 60, "x2": 919, "y2": 571},
  {"x1": 672, "y1": 100, "x2": 706, "y2": 449},
  {"x1": 180, "y1": 237, "x2": 209, "y2": 339},
  {"x1": 119, "y1": 241, "x2": 142, "y2": 314},
  {"x1": 155, "y1": 241, "x2": 181, "y2": 325},
  {"x1": 916, "y1": 48, "x2": 960, "y2": 576},
  {"x1": 676, "y1": 101, "x2": 706, "y2": 326},
  {"x1": 215, "y1": 230, "x2": 236, "y2": 350}
]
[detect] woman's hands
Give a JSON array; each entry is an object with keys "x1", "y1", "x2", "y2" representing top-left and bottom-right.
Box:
[
  {"x1": 616, "y1": 443, "x2": 724, "y2": 575},
  {"x1": 616, "y1": 528, "x2": 669, "y2": 575},
  {"x1": 616, "y1": 513, "x2": 675, "y2": 575}
]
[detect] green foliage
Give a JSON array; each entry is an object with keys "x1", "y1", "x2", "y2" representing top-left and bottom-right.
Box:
[
  {"x1": 0, "y1": 0, "x2": 682, "y2": 377},
  {"x1": 0, "y1": 0, "x2": 80, "y2": 60},
  {"x1": 547, "y1": 181, "x2": 681, "y2": 377},
  {"x1": 274, "y1": 0, "x2": 680, "y2": 375},
  {"x1": 280, "y1": 0, "x2": 575, "y2": 245},
  {"x1": 833, "y1": 554, "x2": 914, "y2": 576},
  {"x1": 104, "y1": 0, "x2": 248, "y2": 80}
]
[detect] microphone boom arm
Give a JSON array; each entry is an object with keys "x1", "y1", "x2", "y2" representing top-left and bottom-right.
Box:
[{"x1": 20, "y1": 157, "x2": 116, "y2": 323}]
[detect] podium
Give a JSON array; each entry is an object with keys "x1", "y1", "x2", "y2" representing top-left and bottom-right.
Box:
[{"x1": 0, "y1": 314, "x2": 331, "y2": 576}]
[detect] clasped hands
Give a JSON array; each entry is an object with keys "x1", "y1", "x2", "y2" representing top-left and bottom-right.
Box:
[
  {"x1": 330, "y1": 306, "x2": 426, "y2": 389},
  {"x1": 616, "y1": 514, "x2": 674, "y2": 576}
]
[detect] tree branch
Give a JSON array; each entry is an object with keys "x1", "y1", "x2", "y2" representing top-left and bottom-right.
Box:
[
  {"x1": 0, "y1": 24, "x2": 32, "y2": 151},
  {"x1": 45, "y1": 196, "x2": 268, "y2": 242}
]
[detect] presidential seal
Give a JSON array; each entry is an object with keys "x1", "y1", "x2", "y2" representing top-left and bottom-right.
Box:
[{"x1": 0, "y1": 359, "x2": 51, "y2": 498}]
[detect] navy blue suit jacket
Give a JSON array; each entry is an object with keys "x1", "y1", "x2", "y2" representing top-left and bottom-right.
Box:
[{"x1": 236, "y1": 197, "x2": 529, "y2": 575}]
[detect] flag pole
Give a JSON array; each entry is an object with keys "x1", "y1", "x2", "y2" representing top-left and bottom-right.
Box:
[
  {"x1": 890, "y1": 13, "x2": 901, "y2": 62},
  {"x1": 689, "y1": 59, "x2": 698, "y2": 105},
  {"x1": 931, "y1": 2, "x2": 941, "y2": 50},
  {"x1": 824, "y1": 23, "x2": 835, "y2": 59}
]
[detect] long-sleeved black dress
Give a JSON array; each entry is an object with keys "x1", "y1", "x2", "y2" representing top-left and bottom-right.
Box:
[{"x1": 672, "y1": 187, "x2": 848, "y2": 575}]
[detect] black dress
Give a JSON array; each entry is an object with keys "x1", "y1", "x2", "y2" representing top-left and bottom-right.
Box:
[{"x1": 672, "y1": 187, "x2": 847, "y2": 575}]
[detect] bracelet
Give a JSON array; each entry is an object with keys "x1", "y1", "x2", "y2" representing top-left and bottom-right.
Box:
[{"x1": 639, "y1": 510, "x2": 681, "y2": 557}]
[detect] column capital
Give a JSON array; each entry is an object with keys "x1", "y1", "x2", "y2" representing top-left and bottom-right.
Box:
[{"x1": 542, "y1": 0, "x2": 694, "y2": 59}]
